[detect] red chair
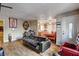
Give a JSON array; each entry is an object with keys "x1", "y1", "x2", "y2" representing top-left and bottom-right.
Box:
[{"x1": 59, "y1": 42, "x2": 79, "y2": 56}]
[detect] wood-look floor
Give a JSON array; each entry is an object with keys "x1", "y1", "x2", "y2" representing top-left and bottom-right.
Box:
[{"x1": 3, "y1": 40, "x2": 60, "y2": 56}]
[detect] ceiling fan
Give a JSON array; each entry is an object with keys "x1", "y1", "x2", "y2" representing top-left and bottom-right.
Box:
[{"x1": 0, "y1": 3, "x2": 13, "y2": 11}]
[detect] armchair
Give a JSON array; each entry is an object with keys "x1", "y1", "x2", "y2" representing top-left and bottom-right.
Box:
[{"x1": 58, "y1": 42, "x2": 79, "y2": 56}]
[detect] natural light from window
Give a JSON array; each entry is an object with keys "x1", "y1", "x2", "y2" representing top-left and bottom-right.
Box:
[{"x1": 69, "y1": 23, "x2": 73, "y2": 38}]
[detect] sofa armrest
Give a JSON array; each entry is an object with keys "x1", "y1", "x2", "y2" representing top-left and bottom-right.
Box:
[
  {"x1": 38, "y1": 40, "x2": 51, "y2": 52},
  {"x1": 59, "y1": 46, "x2": 79, "y2": 56}
]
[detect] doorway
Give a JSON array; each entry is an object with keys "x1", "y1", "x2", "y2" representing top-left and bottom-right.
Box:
[
  {"x1": 61, "y1": 17, "x2": 77, "y2": 44},
  {"x1": 0, "y1": 20, "x2": 3, "y2": 44},
  {"x1": 37, "y1": 19, "x2": 56, "y2": 43}
]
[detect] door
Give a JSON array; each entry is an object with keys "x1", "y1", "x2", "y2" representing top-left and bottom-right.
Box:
[
  {"x1": 61, "y1": 16, "x2": 77, "y2": 44},
  {"x1": 0, "y1": 20, "x2": 3, "y2": 43}
]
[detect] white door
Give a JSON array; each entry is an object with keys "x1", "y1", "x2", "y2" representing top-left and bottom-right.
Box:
[{"x1": 61, "y1": 16, "x2": 77, "y2": 44}]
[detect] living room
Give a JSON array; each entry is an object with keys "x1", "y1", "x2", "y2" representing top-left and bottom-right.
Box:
[{"x1": 0, "y1": 3, "x2": 79, "y2": 56}]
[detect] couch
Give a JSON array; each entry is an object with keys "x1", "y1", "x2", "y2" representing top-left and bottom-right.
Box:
[
  {"x1": 59, "y1": 42, "x2": 79, "y2": 56},
  {"x1": 0, "y1": 48, "x2": 4, "y2": 56},
  {"x1": 0, "y1": 41, "x2": 4, "y2": 56},
  {"x1": 38, "y1": 32, "x2": 56, "y2": 42},
  {"x1": 23, "y1": 36, "x2": 51, "y2": 53}
]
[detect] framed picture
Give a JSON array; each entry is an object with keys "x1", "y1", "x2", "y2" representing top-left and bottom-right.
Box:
[
  {"x1": 23, "y1": 21, "x2": 29, "y2": 30},
  {"x1": 9, "y1": 17, "x2": 17, "y2": 28}
]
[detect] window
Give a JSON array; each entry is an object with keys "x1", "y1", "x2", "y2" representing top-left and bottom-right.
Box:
[
  {"x1": 69, "y1": 23, "x2": 73, "y2": 38},
  {"x1": 40, "y1": 25, "x2": 44, "y2": 31}
]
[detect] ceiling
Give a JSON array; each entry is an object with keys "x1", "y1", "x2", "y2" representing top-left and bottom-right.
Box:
[{"x1": 1, "y1": 3, "x2": 79, "y2": 20}]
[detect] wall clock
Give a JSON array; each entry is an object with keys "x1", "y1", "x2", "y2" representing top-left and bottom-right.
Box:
[{"x1": 23, "y1": 21, "x2": 29, "y2": 30}]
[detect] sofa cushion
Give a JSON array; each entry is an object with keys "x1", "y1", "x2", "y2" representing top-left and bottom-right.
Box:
[
  {"x1": 60, "y1": 46, "x2": 79, "y2": 56},
  {"x1": 63, "y1": 42, "x2": 76, "y2": 49},
  {"x1": 23, "y1": 36, "x2": 47, "y2": 47},
  {"x1": 24, "y1": 39, "x2": 39, "y2": 47}
]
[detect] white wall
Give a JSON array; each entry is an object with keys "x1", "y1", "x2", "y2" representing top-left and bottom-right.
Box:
[
  {"x1": 56, "y1": 14, "x2": 79, "y2": 45},
  {"x1": 3, "y1": 18, "x2": 38, "y2": 42},
  {"x1": 75, "y1": 15, "x2": 79, "y2": 33},
  {"x1": 27, "y1": 20, "x2": 38, "y2": 35},
  {"x1": 1, "y1": 18, "x2": 24, "y2": 42}
]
